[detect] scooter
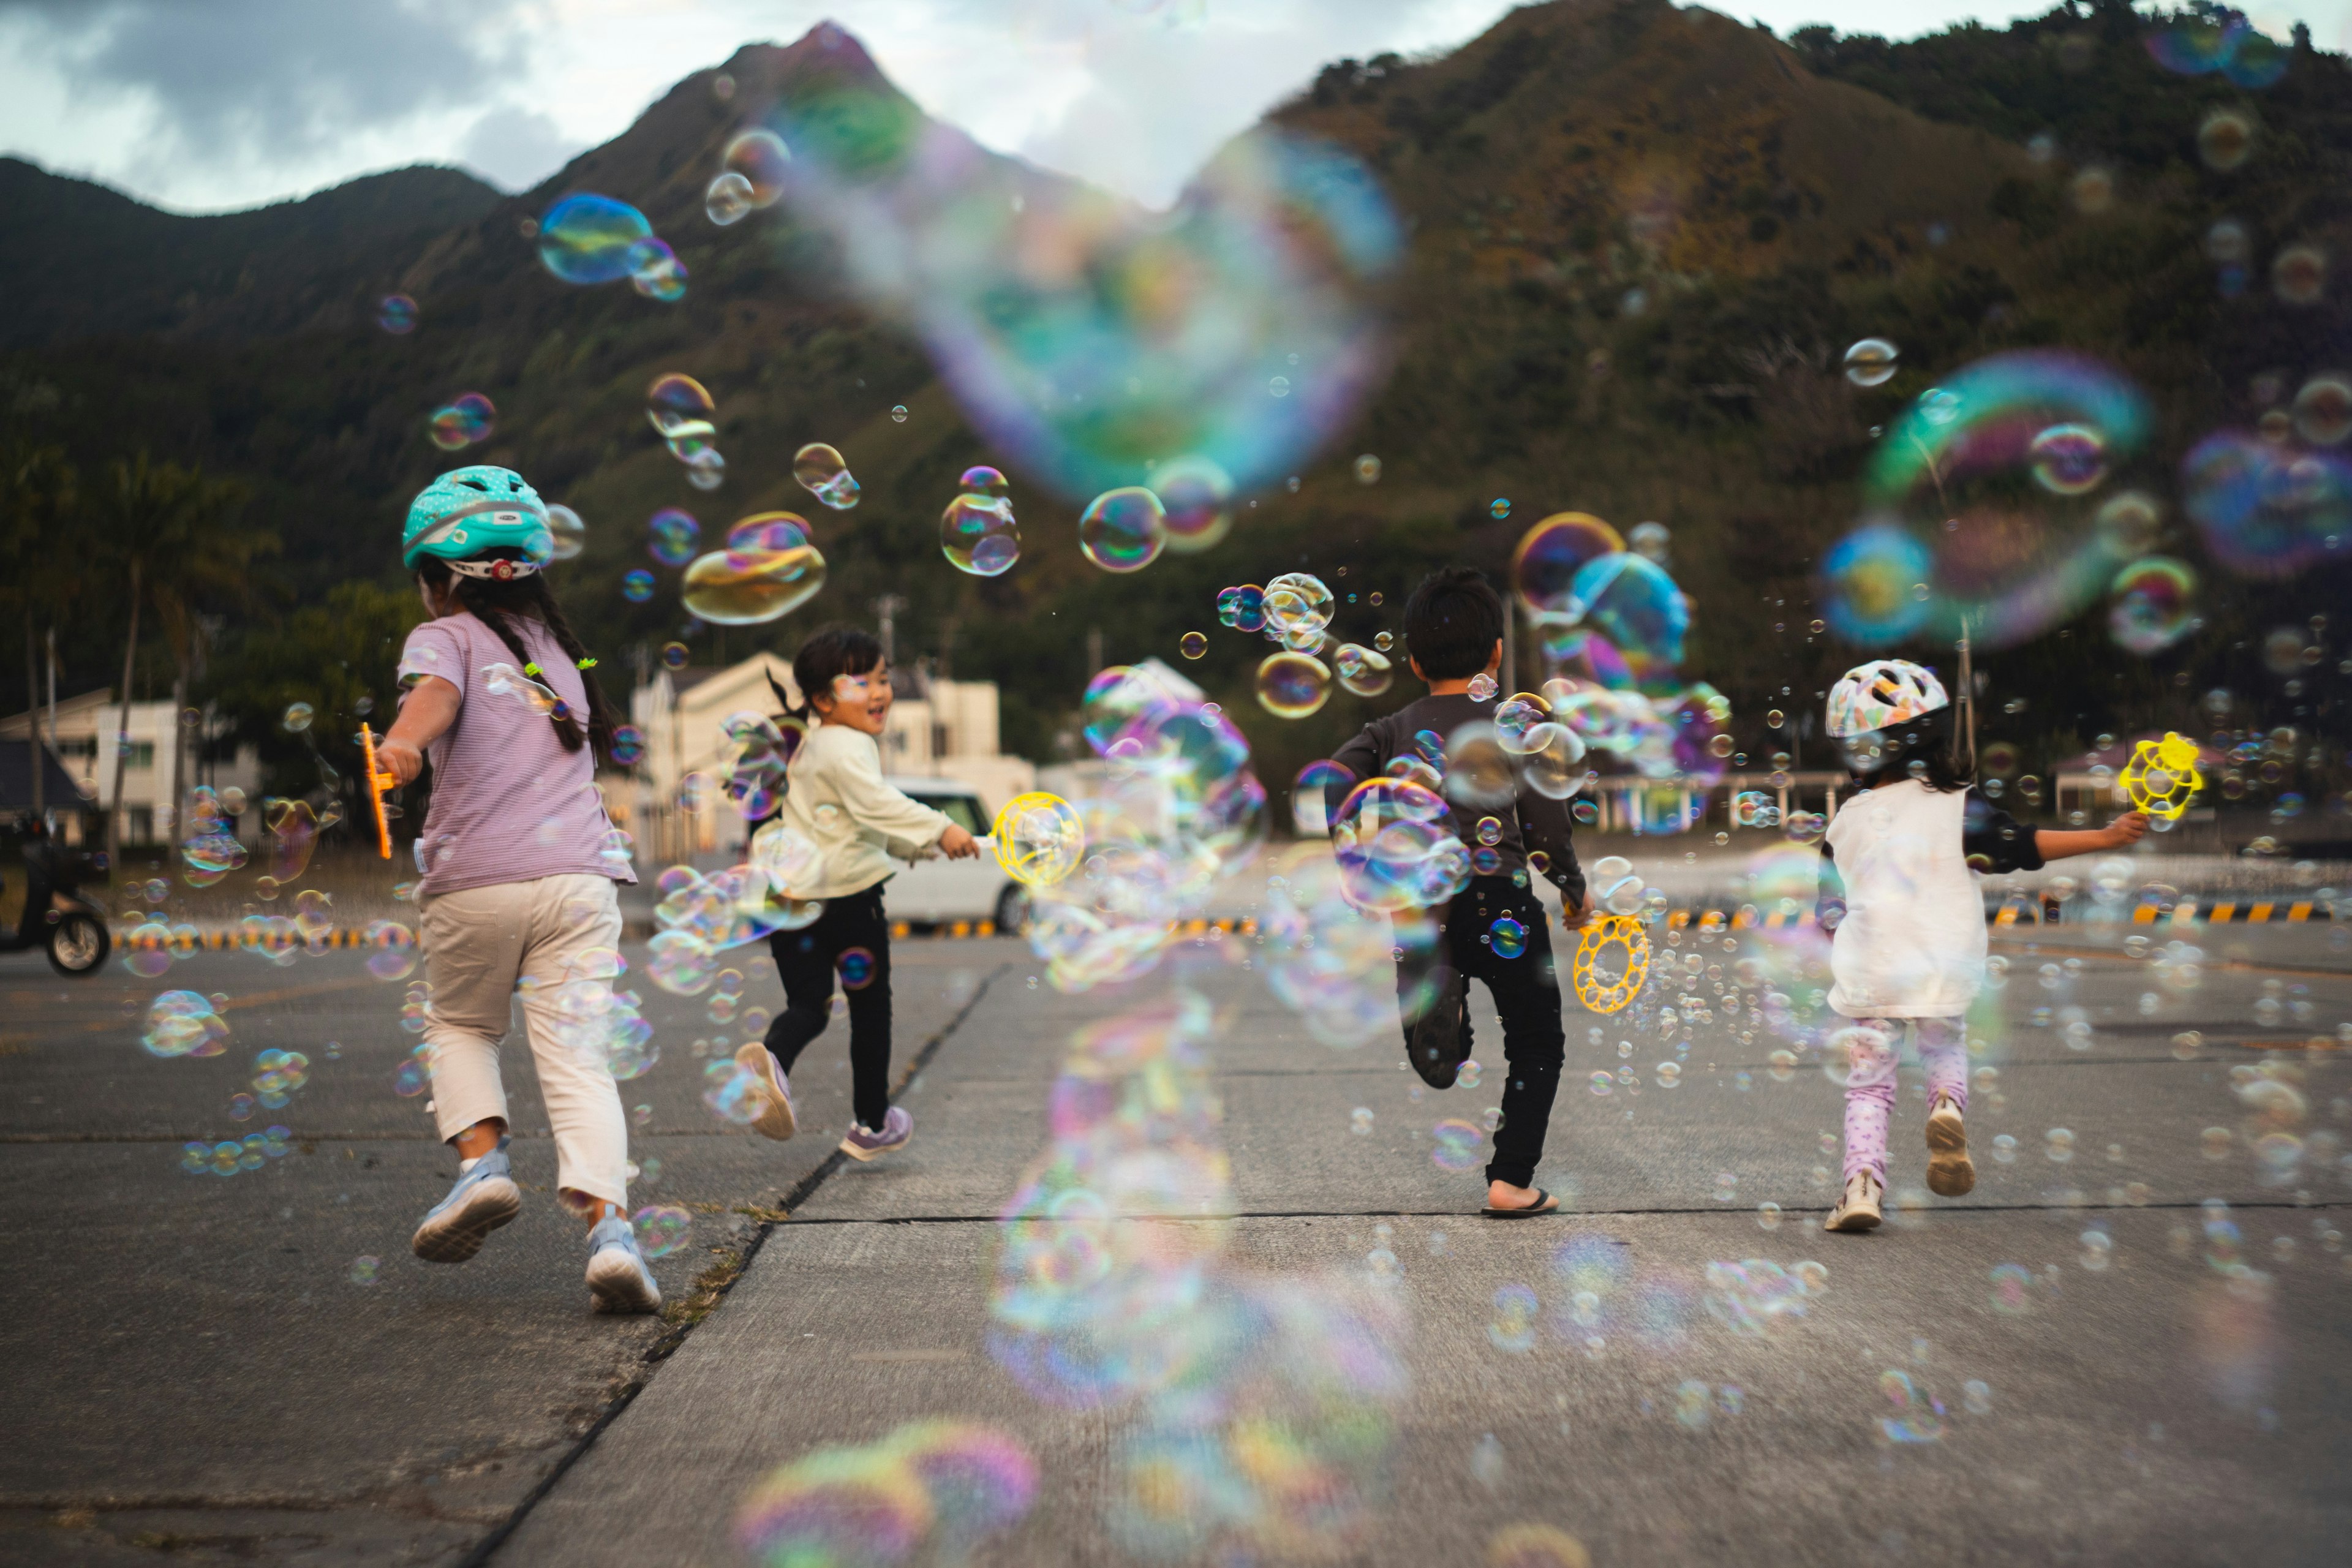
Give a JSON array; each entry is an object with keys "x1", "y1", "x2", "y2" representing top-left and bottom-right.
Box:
[{"x1": 0, "y1": 827, "x2": 112, "y2": 975}]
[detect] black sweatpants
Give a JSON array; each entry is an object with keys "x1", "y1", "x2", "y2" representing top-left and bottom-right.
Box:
[
  {"x1": 1396, "y1": 875, "x2": 1566, "y2": 1188},
  {"x1": 763, "y1": 882, "x2": 894, "y2": 1131}
]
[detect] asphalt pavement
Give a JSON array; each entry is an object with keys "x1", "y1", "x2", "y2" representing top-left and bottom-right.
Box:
[{"x1": 4, "y1": 870, "x2": 2350, "y2": 1566}]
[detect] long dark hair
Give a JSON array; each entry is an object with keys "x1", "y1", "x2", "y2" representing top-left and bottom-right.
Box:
[
  {"x1": 415, "y1": 553, "x2": 619, "y2": 759},
  {"x1": 779, "y1": 624, "x2": 884, "y2": 723},
  {"x1": 1848, "y1": 716, "x2": 1973, "y2": 794}
]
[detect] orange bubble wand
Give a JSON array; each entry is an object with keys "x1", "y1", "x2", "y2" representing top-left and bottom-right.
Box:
[{"x1": 357, "y1": 723, "x2": 395, "y2": 860}]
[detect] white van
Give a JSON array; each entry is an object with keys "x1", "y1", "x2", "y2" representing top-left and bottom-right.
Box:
[{"x1": 882, "y1": 777, "x2": 1030, "y2": 930}]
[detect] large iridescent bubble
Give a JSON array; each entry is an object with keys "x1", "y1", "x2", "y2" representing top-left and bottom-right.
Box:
[
  {"x1": 1822, "y1": 351, "x2": 2153, "y2": 649},
  {"x1": 2183, "y1": 431, "x2": 2352, "y2": 579},
  {"x1": 753, "y1": 52, "x2": 1400, "y2": 502},
  {"x1": 1513, "y1": 513, "x2": 1625, "y2": 624}
]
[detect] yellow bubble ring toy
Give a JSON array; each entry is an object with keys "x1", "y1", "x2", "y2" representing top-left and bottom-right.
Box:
[
  {"x1": 1571, "y1": 914, "x2": 1651, "y2": 1014},
  {"x1": 2118, "y1": 731, "x2": 2203, "y2": 822},
  {"x1": 990, "y1": 791, "x2": 1085, "y2": 888}
]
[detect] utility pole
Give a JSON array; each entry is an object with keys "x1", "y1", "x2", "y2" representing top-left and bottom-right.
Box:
[{"x1": 873, "y1": 594, "x2": 907, "y2": 668}]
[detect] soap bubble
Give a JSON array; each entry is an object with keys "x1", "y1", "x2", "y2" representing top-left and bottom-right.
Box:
[
  {"x1": 2274, "y1": 243, "x2": 2327, "y2": 306},
  {"x1": 377, "y1": 294, "x2": 418, "y2": 334},
  {"x1": 1489, "y1": 916, "x2": 1527, "y2": 959},
  {"x1": 648, "y1": 508, "x2": 700, "y2": 566},
  {"x1": 1291, "y1": 760, "x2": 1352, "y2": 834},
  {"x1": 2108, "y1": 557, "x2": 2201, "y2": 654},
  {"x1": 1351, "y1": 1107, "x2": 1374, "y2": 1134},
  {"x1": 646, "y1": 374, "x2": 716, "y2": 439},
  {"x1": 722, "y1": 129, "x2": 792, "y2": 206},
  {"x1": 705, "y1": 170, "x2": 755, "y2": 225},
  {"x1": 1431, "y1": 1118, "x2": 1483, "y2": 1172},
  {"x1": 2197, "y1": 107, "x2": 2255, "y2": 171},
  {"x1": 1178, "y1": 631, "x2": 1207, "y2": 660},
  {"x1": 683, "y1": 540, "x2": 828, "y2": 624},
  {"x1": 537, "y1": 193, "x2": 653, "y2": 284},
  {"x1": 364, "y1": 920, "x2": 418, "y2": 981},
  {"x1": 1354, "y1": 454, "x2": 1382, "y2": 483},
  {"x1": 622, "y1": 570, "x2": 655, "y2": 603},
  {"x1": 2029, "y1": 423, "x2": 2108, "y2": 496},
  {"x1": 349, "y1": 1255, "x2": 382, "y2": 1285},
  {"x1": 793, "y1": 443, "x2": 861, "y2": 510},
  {"x1": 1333, "y1": 644, "x2": 1391, "y2": 696},
  {"x1": 1078, "y1": 487, "x2": 1166, "y2": 572},
  {"x1": 1844, "y1": 337, "x2": 1899, "y2": 386},
  {"x1": 1263, "y1": 572, "x2": 1335, "y2": 634},
  {"x1": 633, "y1": 1205, "x2": 693, "y2": 1258},
  {"x1": 428, "y1": 393, "x2": 494, "y2": 451},
  {"x1": 1153, "y1": 456, "x2": 1234, "y2": 553},
  {"x1": 281, "y1": 702, "x2": 314, "y2": 733},
  {"x1": 2184, "y1": 431, "x2": 2352, "y2": 578},
  {"x1": 2293, "y1": 374, "x2": 2352, "y2": 447},
  {"x1": 1513, "y1": 513, "x2": 1624, "y2": 621},
  {"x1": 1819, "y1": 522, "x2": 1934, "y2": 644},
  {"x1": 143, "y1": 990, "x2": 228, "y2": 1058},
  {"x1": 1627, "y1": 521, "x2": 1670, "y2": 564},
  {"x1": 1257, "y1": 653, "x2": 1331, "y2": 718},
  {"x1": 544, "y1": 503, "x2": 586, "y2": 562},
  {"x1": 941, "y1": 494, "x2": 1020, "y2": 576},
  {"x1": 627, "y1": 236, "x2": 688, "y2": 301}
]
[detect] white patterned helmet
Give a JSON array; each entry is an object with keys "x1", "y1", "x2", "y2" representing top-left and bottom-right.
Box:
[{"x1": 1826, "y1": 659, "x2": 1949, "y2": 738}]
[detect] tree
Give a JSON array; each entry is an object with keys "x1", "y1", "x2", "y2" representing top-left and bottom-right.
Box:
[
  {"x1": 0, "y1": 442, "x2": 80, "y2": 821},
  {"x1": 88, "y1": 453, "x2": 268, "y2": 862}
]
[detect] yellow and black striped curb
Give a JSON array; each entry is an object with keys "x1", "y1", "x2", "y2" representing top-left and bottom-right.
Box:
[{"x1": 119, "y1": 915, "x2": 1266, "y2": 949}]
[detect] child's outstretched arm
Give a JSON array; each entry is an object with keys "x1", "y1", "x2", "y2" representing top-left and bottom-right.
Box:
[
  {"x1": 379, "y1": 674, "x2": 460, "y2": 785},
  {"x1": 827, "y1": 733, "x2": 977, "y2": 858},
  {"x1": 2034, "y1": 810, "x2": 2149, "y2": 862}
]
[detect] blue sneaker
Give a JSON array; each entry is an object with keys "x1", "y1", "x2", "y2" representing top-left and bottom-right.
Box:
[
  {"x1": 586, "y1": 1216, "x2": 662, "y2": 1314},
  {"x1": 411, "y1": 1138, "x2": 522, "y2": 1263}
]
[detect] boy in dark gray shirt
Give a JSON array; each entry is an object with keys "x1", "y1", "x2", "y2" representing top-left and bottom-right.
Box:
[{"x1": 1326, "y1": 568, "x2": 1593, "y2": 1216}]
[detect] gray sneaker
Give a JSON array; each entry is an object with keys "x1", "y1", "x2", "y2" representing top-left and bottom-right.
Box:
[
  {"x1": 411, "y1": 1137, "x2": 522, "y2": 1263},
  {"x1": 839, "y1": 1105, "x2": 913, "y2": 1161},
  {"x1": 586, "y1": 1216, "x2": 663, "y2": 1314}
]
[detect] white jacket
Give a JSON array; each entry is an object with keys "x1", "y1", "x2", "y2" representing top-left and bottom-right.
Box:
[
  {"x1": 772, "y1": 724, "x2": 954, "y2": 899},
  {"x1": 1824, "y1": 779, "x2": 1986, "y2": 1019}
]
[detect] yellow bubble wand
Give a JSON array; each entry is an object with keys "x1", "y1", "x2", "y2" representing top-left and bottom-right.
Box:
[
  {"x1": 357, "y1": 724, "x2": 396, "y2": 860},
  {"x1": 2118, "y1": 731, "x2": 2203, "y2": 822}
]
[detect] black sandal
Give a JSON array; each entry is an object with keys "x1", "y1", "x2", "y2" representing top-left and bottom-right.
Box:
[{"x1": 1481, "y1": 1187, "x2": 1560, "y2": 1218}]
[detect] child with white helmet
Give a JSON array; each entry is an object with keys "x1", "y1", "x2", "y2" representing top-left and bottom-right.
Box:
[
  {"x1": 375, "y1": 466, "x2": 660, "y2": 1313},
  {"x1": 1815, "y1": 658, "x2": 2147, "y2": 1232}
]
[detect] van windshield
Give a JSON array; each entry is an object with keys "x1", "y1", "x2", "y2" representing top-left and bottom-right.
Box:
[{"x1": 913, "y1": 795, "x2": 985, "y2": 834}]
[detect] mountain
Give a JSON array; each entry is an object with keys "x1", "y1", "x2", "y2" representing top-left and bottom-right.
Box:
[
  {"x1": 0, "y1": 158, "x2": 503, "y2": 347},
  {"x1": 5, "y1": 1, "x2": 2350, "y2": 800}
]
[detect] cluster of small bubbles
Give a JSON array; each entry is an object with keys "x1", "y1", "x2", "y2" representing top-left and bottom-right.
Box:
[
  {"x1": 734, "y1": 1422, "x2": 1038, "y2": 1568},
  {"x1": 179, "y1": 1125, "x2": 293, "y2": 1177},
  {"x1": 143, "y1": 990, "x2": 230, "y2": 1058}
]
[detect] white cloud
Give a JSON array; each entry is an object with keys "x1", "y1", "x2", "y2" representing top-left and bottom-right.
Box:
[{"x1": 1, "y1": 0, "x2": 2346, "y2": 214}]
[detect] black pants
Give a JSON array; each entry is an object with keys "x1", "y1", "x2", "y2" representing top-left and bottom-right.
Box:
[
  {"x1": 1396, "y1": 875, "x2": 1566, "y2": 1188},
  {"x1": 763, "y1": 883, "x2": 894, "y2": 1131}
]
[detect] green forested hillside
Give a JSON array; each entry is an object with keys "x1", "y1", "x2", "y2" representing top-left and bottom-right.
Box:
[{"x1": 3, "y1": 0, "x2": 2348, "y2": 806}]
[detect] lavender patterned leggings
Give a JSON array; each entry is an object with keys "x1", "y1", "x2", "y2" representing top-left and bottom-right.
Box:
[{"x1": 1839, "y1": 1016, "x2": 1967, "y2": 1185}]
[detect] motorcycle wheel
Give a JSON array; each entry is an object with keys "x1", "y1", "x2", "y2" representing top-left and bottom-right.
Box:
[{"x1": 47, "y1": 912, "x2": 110, "y2": 976}]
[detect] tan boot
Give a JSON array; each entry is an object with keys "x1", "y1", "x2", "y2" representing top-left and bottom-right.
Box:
[
  {"x1": 1926, "y1": 1093, "x2": 1975, "y2": 1197},
  {"x1": 1823, "y1": 1170, "x2": 1883, "y2": 1232}
]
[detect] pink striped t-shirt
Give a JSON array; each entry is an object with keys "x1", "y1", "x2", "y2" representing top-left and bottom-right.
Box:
[{"x1": 396, "y1": 610, "x2": 633, "y2": 898}]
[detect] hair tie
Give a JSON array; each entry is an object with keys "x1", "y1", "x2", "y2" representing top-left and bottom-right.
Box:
[
  {"x1": 522, "y1": 662, "x2": 543, "y2": 676},
  {"x1": 576, "y1": 657, "x2": 597, "y2": 670}
]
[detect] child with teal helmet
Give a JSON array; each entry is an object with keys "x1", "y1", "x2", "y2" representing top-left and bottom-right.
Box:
[{"x1": 379, "y1": 464, "x2": 661, "y2": 1314}]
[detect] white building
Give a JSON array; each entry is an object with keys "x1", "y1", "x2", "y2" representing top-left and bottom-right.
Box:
[
  {"x1": 617, "y1": 655, "x2": 1033, "y2": 862},
  {"x1": 0, "y1": 690, "x2": 262, "y2": 845}
]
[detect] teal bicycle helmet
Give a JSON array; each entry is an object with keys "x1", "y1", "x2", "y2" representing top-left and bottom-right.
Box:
[{"x1": 403, "y1": 466, "x2": 554, "y2": 577}]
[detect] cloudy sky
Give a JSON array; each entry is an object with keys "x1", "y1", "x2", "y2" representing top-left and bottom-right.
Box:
[{"x1": 0, "y1": 0, "x2": 2339, "y2": 214}]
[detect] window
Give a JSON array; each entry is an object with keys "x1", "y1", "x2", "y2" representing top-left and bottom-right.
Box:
[
  {"x1": 126, "y1": 808, "x2": 154, "y2": 842},
  {"x1": 914, "y1": 795, "x2": 985, "y2": 834}
]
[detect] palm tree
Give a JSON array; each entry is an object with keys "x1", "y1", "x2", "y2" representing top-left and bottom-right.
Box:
[
  {"x1": 0, "y1": 442, "x2": 80, "y2": 823},
  {"x1": 90, "y1": 454, "x2": 266, "y2": 865}
]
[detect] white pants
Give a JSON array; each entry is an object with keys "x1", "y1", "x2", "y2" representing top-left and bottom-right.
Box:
[{"x1": 420, "y1": 874, "x2": 628, "y2": 1207}]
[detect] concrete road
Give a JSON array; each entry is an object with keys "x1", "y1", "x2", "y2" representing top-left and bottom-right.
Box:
[{"x1": 5, "y1": 905, "x2": 2350, "y2": 1565}]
